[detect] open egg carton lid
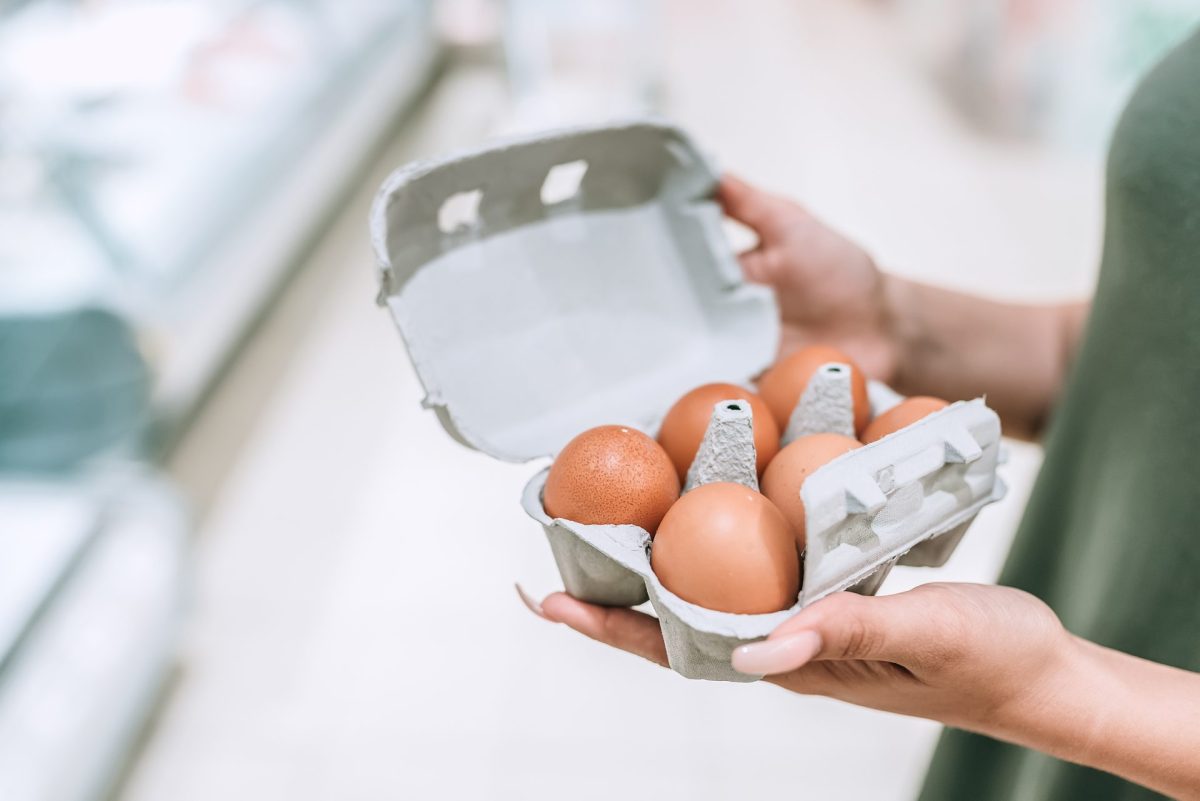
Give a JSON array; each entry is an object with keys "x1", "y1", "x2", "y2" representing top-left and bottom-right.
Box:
[{"x1": 369, "y1": 119, "x2": 779, "y2": 461}]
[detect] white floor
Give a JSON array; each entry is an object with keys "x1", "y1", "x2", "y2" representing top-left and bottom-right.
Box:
[{"x1": 119, "y1": 2, "x2": 1103, "y2": 799}]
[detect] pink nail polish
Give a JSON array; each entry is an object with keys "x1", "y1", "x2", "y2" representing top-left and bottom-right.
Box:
[
  {"x1": 515, "y1": 583, "x2": 551, "y2": 620},
  {"x1": 732, "y1": 631, "x2": 822, "y2": 675}
]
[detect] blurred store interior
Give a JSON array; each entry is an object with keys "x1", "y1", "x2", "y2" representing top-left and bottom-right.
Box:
[{"x1": 2, "y1": 1, "x2": 1197, "y2": 799}]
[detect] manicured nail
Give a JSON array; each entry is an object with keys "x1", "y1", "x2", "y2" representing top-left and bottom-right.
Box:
[
  {"x1": 732, "y1": 630, "x2": 822, "y2": 675},
  {"x1": 515, "y1": 583, "x2": 551, "y2": 620}
]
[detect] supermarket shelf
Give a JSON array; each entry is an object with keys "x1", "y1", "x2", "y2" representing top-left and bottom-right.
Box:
[
  {"x1": 145, "y1": 19, "x2": 444, "y2": 442},
  {"x1": 0, "y1": 485, "x2": 101, "y2": 673},
  {"x1": 0, "y1": 469, "x2": 188, "y2": 801}
]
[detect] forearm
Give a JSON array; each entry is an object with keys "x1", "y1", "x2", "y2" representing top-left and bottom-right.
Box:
[
  {"x1": 882, "y1": 275, "x2": 1088, "y2": 440},
  {"x1": 981, "y1": 636, "x2": 1200, "y2": 799}
]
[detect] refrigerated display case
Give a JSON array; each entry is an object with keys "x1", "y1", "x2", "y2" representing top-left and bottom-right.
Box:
[
  {"x1": 0, "y1": 0, "x2": 443, "y2": 432},
  {"x1": 0, "y1": 3, "x2": 444, "y2": 798},
  {"x1": 0, "y1": 468, "x2": 188, "y2": 801}
]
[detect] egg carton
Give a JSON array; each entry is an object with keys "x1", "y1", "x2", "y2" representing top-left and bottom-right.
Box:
[
  {"x1": 370, "y1": 119, "x2": 1005, "y2": 683},
  {"x1": 524, "y1": 387, "x2": 1003, "y2": 682}
]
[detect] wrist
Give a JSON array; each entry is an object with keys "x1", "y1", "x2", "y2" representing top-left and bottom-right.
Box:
[
  {"x1": 985, "y1": 633, "x2": 1111, "y2": 764},
  {"x1": 981, "y1": 633, "x2": 1200, "y2": 797}
]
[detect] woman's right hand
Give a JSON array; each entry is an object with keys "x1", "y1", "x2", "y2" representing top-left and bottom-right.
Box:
[
  {"x1": 527, "y1": 580, "x2": 1200, "y2": 800},
  {"x1": 718, "y1": 174, "x2": 901, "y2": 382}
]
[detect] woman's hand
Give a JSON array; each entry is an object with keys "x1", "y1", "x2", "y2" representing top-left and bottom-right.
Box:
[
  {"x1": 719, "y1": 174, "x2": 1090, "y2": 438},
  {"x1": 719, "y1": 174, "x2": 901, "y2": 382},
  {"x1": 735, "y1": 583, "x2": 1073, "y2": 729},
  {"x1": 520, "y1": 582, "x2": 1072, "y2": 732},
  {"x1": 520, "y1": 581, "x2": 1200, "y2": 797}
]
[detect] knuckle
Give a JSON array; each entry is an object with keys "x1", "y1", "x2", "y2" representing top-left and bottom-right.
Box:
[
  {"x1": 761, "y1": 248, "x2": 783, "y2": 277},
  {"x1": 839, "y1": 610, "x2": 883, "y2": 660},
  {"x1": 910, "y1": 585, "x2": 979, "y2": 667},
  {"x1": 929, "y1": 609, "x2": 972, "y2": 666},
  {"x1": 814, "y1": 593, "x2": 880, "y2": 660}
]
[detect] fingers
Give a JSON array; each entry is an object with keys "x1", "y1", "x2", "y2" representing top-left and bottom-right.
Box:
[
  {"x1": 732, "y1": 630, "x2": 821, "y2": 675},
  {"x1": 764, "y1": 661, "x2": 839, "y2": 695},
  {"x1": 738, "y1": 246, "x2": 773, "y2": 285},
  {"x1": 524, "y1": 585, "x2": 954, "y2": 681},
  {"x1": 734, "y1": 591, "x2": 927, "y2": 675},
  {"x1": 515, "y1": 582, "x2": 549, "y2": 619},
  {"x1": 717, "y1": 173, "x2": 795, "y2": 240},
  {"x1": 533, "y1": 591, "x2": 669, "y2": 668},
  {"x1": 764, "y1": 655, "x2": 916, "y2": 696}
]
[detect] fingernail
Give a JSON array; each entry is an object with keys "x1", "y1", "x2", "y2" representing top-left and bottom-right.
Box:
[
  {"x1": 732, "y1": 631, "x2": 822, "y2": 675},
  {"x1": 515, "y1": 583, "x2": 551, "y2": 621}
]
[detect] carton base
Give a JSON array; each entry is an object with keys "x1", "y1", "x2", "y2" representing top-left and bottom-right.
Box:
[{"x1": 545, "y1": 525, "x2": 649, "y2": 607}]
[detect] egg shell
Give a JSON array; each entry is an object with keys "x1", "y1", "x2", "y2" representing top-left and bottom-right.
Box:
[
  {"x1": 657, "y1": 383, "x2": 780, "y2": 480},
  {"x1": 757, "y1": 345, "x2": 871, "y2": 436},
  {"x1": 760, "y1": 433, "x2": 862, "y2": 550},
  {"x1": 861, "y1": 396, "x2": 949, "y2": 444},
  {"x1": 650, "y1": 482, "x2": 799, "y2": 614},
  {"x1": 543, "y1": 425, "x2": 680, "y2": 534}
]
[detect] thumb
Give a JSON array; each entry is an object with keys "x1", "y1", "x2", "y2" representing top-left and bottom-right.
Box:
[
  {"x1": 716, "y1": 173, "x2": 795, "y2": 240},
  {"x1": 732, "y1": 591, "x2": 926, "y2": 675}
]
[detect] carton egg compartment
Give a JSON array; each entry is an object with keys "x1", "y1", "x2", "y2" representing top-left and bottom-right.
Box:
[{"x1": 526, "y1": 368, "x2": 1004, "y2": 682}]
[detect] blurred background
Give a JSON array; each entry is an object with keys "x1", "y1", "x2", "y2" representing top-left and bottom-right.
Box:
[{"x1": 2, "y1": 1, "x2": 1197, "y2": 799}]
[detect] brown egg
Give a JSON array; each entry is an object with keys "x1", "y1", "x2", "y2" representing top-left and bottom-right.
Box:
[
  {"x1": 757, "y1": 345, "x2": 871, "y2": 436},
  {"x1": 657, "y1": 383, "x2": 780, "y2": 480},
  {"x1": 651, "y1": 482, "x2": 799, "y2": 614},
  {"x1": 861, "y1": 396, "x2": 949, "y2": 444},
  {"x1": 761, "y1": 433, "x2": 862, "y2": 550},
  {"x1": 544, "y1": 425, "x2": 680, "y2": 534}
]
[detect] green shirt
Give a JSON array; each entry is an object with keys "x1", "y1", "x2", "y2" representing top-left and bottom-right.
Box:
[{"x1": 921, "y1": 28, "x2": 1200, "y2": 801}]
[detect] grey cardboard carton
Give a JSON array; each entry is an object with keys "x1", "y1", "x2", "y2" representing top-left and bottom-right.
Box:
[{"x1": 371, "y1": 119, "x2": 1005, "y2": 682}]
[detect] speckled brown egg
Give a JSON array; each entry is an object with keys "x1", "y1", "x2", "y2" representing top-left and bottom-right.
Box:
[
  {"x1": 657, "y1": 383, "x2": 780, "y2": 480},
  {"x1": 543, "y1": 425, "x2": 680, "y2": 534},
  {"x1": 757, "y1": 345, "x2": 871, "y2": 436},
  {"x1": 761, "y1": 433, "x2": 862, "y2": 550},
  {"x1": 861, "y1": 396, "x2": 949, "y2": 444},
  {"x1": 650, "y1": 482, "x2": 799, "y2": 614}
]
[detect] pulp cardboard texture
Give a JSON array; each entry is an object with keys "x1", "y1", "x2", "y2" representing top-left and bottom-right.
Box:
[
  {"x1": 683, "y1": 401, "x2": 759, "y2": 493},
  {"x1": 371, "y1": 121, "x2": 777, "y2": 461},
  {"x1": 783, "y1": 362, "x2": 856, "y2": 443},
  {"x1": 371, "y1": 120, "x2": 1006, "y2": 682}
]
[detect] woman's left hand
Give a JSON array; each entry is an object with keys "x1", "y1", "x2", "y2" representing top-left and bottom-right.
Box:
[{"x1": 520, "y1": 582, "x2": 1077, "y2": 733}]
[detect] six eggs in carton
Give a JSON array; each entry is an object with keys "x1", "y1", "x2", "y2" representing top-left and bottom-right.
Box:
[{"x1": 542, "y1": 344, "x2": 950, "y2": 615}]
